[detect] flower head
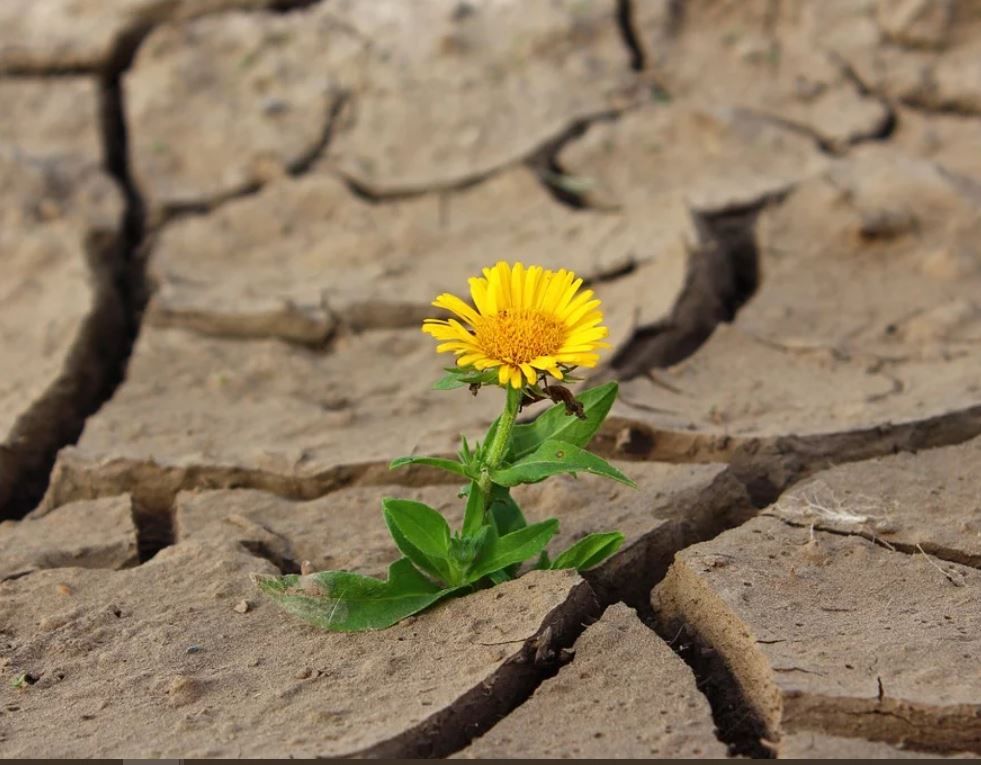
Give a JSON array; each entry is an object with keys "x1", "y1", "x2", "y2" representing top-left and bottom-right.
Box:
[{"x1": 422, "y1": 261, "x2": 610, "y2": 388}]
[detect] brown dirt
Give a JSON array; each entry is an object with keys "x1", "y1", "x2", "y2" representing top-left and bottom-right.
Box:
[
  {"x1": 455, "y1": 603, "x2": 728, "y2": 758},
  {"x1": 125, "y1": 0, "x2": 645, "y2": 214},
  {"x1": 777, "y1": 731, "x2": 977, "y2": 759},
  {"x1": 0, "y1": 496, "x2": 137, "y2": 580},
  {"x1": 0, "y1": 120, "x2": 126, "y2": 517},
  {"x1": 654, "y1": 514, "x2": 981, "y2": 753},
  {"x1": 0, "y1": 542, "x2": 596, "y2": 757},
  {"x1": 2, "y1": 0, "x2": 981, "y2": 758},
  {"x1": 146, "y1": 167, "x2": 694, "y2": 349}
]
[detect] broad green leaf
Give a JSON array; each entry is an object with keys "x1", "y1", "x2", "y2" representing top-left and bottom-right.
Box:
[
  {"x1": 254, "y1": 558, "x2": 461, "y2": 632},
  {"x1": 487, "y1": 484, "x2": 527, "y2": 577},
  {"x1": 551, "y1": 532, "x2": 625, "y2": 571},
  {"x1": 461, "y1": 479, "x2": 485, "y2": 536},
  {"x1": 467, "y1": 519, "x2": 559, "y2": 583},
  {"x1": 389, "y1": 455, "x2": 473, "y2": 480},
  {"x1": 509, "y1": 382, "x2": 618, "y2": 460},
  {"x1": 488, "y1": 483, "x2": 527, "y2": 535},
  {"x1": 382, "y1": 498, "x2": 455, "y2": 585},
  {"x1": 490, "y1": 440, "x2": 636, "y2": 488}
]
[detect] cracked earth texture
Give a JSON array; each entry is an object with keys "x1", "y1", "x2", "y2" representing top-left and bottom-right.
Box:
[{"x1": 1, "y1": 0, "x2": 980, "y2": 758}]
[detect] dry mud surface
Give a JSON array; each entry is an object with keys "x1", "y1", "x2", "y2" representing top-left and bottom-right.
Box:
[{"x1": 1, "y1": 0, "x2": 980, "y2": 759}]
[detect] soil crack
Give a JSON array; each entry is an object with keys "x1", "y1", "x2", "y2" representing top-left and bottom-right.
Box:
[
  {"x1": 605, "y1": 200, "x2": 764, "y2": 380},
  {"x1": 646, "y1": 617, "x2": 774, "y2": 758},
  {"x1": 615, "y1": 0, "x2": 646, "y2": 72},
  {"x1": 352, "y1": 579, "x2": 601, "y2": 758},
  {"x1": 1, "y1": 55, "x2": 146, "y2": 519},
  {"x1": 158, "y1": 88, "x2": 350, "y2": 225},
  {"x1": 440, "y1": 468, "x2": 763, "y2": 757},
  {"x1": 765, "y1": 512, "x2": 980, "y2": 573}
]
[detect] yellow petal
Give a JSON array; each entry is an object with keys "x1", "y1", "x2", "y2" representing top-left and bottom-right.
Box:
[
  {"x1": 540, "y1": 269, "x2": 571, "y2": 313},
  {"x1": 568, "y1": 310, "x2": 605, "y2": 331},
  {"x1": 555, "y1": 277, "x2": 585, "y2": 315},
  {"x1": 555, "y1": 352, "x2": 600, "y2": 367},
  {"x1": 436, "y1": 341, "x2": 475, "y2": 353},
  {"x1": 460, "y1": 349, "x2": 487, "y2": 367},
  {"x1": 566, "y1": 326, "x2": 609, "y2": 344},
  {"x1": 422, "y1": 323, "x2": 459, "y2": 340},
  {"x1": 498, "y1": 365, "x2": 511, "y2": 386},
  {"x1": 469, "y1": 276, "x2": 494, "y2": 316},
  {"x1": 441, "y1": 318, "x2": 477, "y2": 342},
  {"x1": 525, "y1": 265, "x2": 543, "y2": 308},
  {"x1": 520, "y1": 363, "x2": 537, "y2": 384},
  {"x1": 496, "y1": 261, "x2": 513, "y2": 309},
  {"x1": 511, "y1": 262, "x2": 525, "y2": 309},
  {"x1": 510, "y1": 366, "x2": 524, "y2": 388},
  {"x1": 433, "y1": 293, "x2": 480, "y2": 326},
  {"x1": 557, "y1": 287, "x2": 593, "y2": 320},
  {"x1": 557, "y1": 346, "x2": 602, "y2": 355},
  {"x1": 564, "y1": 298, "x2": 602, "y2": 327}
]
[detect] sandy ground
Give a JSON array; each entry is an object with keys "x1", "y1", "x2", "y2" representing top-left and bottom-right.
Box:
[{"x1": 1, "y1": 0, "x2": 980, "y2": 758}]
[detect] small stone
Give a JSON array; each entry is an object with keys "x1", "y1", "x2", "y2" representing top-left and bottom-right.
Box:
[
  {"x1": 233, "y1": 600, "x2": 250, "y2": 614},
  {"x1": 167, "y1": 675, "x2": 203, "y2": 708},
  {"x1": 185, "y1": 645, "x2": 203, "y2": 655}
]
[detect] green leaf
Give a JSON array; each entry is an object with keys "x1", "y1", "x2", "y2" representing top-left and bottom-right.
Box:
[
  {"x1": 434, "y1": 371, "x2": 470, "y2": 390},
  {"x1": 461, "y1": 479, "x2": 485, "y2": 537},
  {"x1": 487, "y1": 484, "x2": 528, "y2": 578},
  {"x1": 434, "y1": 367, "x2": 500, "y2": 390},
  {"x1": 254, "y1": 558, "x2": 462, "y2": 632},
  {"x1": 551, "y1": 532, "x2": 625, "y2": 571},
  {"x1": 510, "y1": 382, "x2": 618, "y2": 460},
  {"x1": 488, "y1": 483, "x2": 527, "y2": 535},
  {"x1": 450, "y1": 524, "x2": 490, "y2": 569},
  {"x1": 490, "y1": 440, "x2": 636, "y2": 488},
  {"x1": 458, "y1": 435, "x2": 473, "y2": 465},
  {"x1": 467, "y1": 519, "x2": 559, "y2": 583},
  {"x1": 389, "y1": 455, "x2": 474, "y2": 480},
  {"x1": 486, "y1": 569, "x2": 511, "y2": 584},
  {"x1": 382, "y1": 498, "x2": 455, "y2": 585}
]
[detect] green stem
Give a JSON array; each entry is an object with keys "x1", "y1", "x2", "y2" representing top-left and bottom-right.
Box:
[
  {"x1": 477, "y1": 385, "x2": 523, "y2": 508},
  {"x1": 487, "y1": 386, "x2": 522, "y2": 470}
]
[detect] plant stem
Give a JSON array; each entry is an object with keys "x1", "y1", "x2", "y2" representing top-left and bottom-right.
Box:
[
  {"x1": 477, "y1": 385, "x2": 522, "y2": 503},
  {"x1": 487, "y1": 385, "x2": 522, "y2": 469}
]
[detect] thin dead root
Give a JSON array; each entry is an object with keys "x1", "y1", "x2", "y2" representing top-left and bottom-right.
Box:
[
  {"x1": 915, "y1": 543, "x2": 965, "y2": 587},
  {"x1": 769, "y1": 481, "x2": 899, "y2": 543}
]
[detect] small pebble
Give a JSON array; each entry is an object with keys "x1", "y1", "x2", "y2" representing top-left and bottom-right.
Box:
[
  {"x1": 233, "y1": 600, "x2": 250, "y2": 614},
  {"x1": 185, "y1": 645, "x2": 203, "y2": 655}
]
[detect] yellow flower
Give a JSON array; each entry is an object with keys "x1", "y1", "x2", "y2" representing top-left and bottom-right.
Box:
[{"x1": 422, "y1": 261, "x2": 610, "y2": 389}]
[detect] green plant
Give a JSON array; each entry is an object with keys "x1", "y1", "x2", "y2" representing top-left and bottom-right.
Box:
[{"x1": 255, "y1": 262, "x2": 633, "y2": 631}]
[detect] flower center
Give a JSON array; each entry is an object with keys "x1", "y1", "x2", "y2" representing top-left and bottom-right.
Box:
[{"x1": 474, "y1": 309, "x2": 568, "y2": 365}]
